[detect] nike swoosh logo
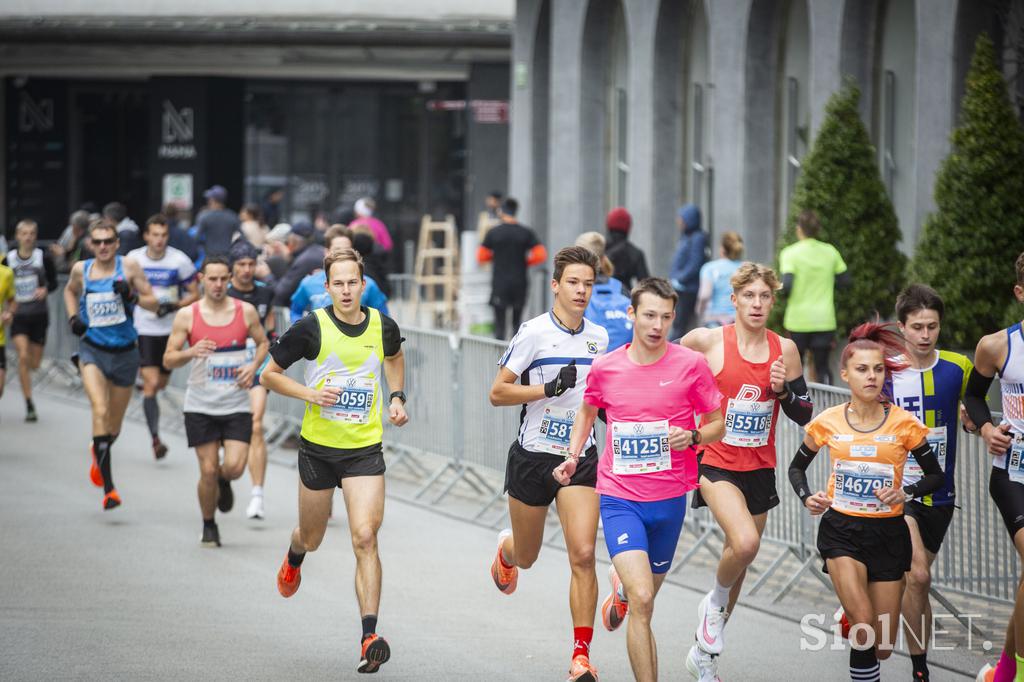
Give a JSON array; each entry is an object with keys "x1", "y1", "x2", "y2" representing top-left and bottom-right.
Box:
[
  {"x1": 702, "y1": 620, "x2": 718, "y2": 645},
  {"x1": 659, "y1": 380, "x2": 674, "y2": 386},
  {"x1": 652, "y1": 560, "x2": 669, "y2": 567}
]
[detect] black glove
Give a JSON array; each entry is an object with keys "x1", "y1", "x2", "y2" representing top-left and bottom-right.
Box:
[
  {"x1": 69, "y1": 315, "x2": 87, "y2": 337},
  {"x1": 544, "y1": 359, "x2": 577, "y2": 398},
  {"x1": 156, "y1": 302, "x2": 177, "y2": 318},
  {"x1": 113, "y1": 279, "x2": 138, "y2": 307}
]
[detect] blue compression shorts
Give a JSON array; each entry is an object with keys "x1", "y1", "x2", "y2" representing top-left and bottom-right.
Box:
[{"x1": 600, "y1": 494, "x2": 687, "y2": 574}]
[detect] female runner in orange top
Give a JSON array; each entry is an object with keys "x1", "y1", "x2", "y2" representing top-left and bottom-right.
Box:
[{"x1": 788, "y1": 321, "x2": 945, "y2": 682}]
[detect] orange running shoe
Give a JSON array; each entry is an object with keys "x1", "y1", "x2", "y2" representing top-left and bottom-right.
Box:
[
  {"x1": 601, "y1": 565, "x2": 628, "y2": 631},
  {"x1": 357, "y1": 633, "x2": 391, "y2": 674},
  {"x1": 103, "y1": 489, "x2": 121, "y2": 511},
  {"x1": 976, "y1": 664, "x2": 995, "y2": 682},
  {"x1": 489, "y1": 529, "x2": 517, "y2": 595},
  {"x1": 277, "y1": 556, "x2": 302, "y2": 598},
  {"x1": 89, "y1": 445, "x2": 103, "y2": 488},
  {"x1": 567, "y1": 654, "x2": 598, "y2": 682},
  {"x1": 835, "y1": 606, "x2": 851, "y2": 639}
]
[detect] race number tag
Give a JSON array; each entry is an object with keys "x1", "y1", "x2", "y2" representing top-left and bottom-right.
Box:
[
  {"x1": 723, "y1": 398, "x2": 773, "y2": 447},
  {"x1": 832, "y1": 459, "x2": 895, "y2": 515},
  {"x1": 321, "y1": 375, "x2": 375, "y2": 424},
  {"x1": 903, "y1": 426, "x2": 947, "y2": 485},
  {"x1": 612, "y1": 420, "x2": 671, "y2": 475},
  {"x1": 152, "y1": 284, "x2": 179, "y2": 304},
  {"x1": 1008, "y1": 433, "x2": 1024, "y2": 484},
  {"x1": 536, "y1": 405, "x2": 575, "y2": 455},
  {"x1": 14, "y1": 274, "x2": 37, "y2": 303},
  {"x1": 85, "y1": 291, "x2": 127, "y2": 327},
  {"x1": 206, "y1": 349, "x2": 247, "y2": 385}
]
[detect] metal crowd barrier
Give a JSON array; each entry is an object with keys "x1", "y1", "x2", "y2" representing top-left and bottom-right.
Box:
[{"x1": 28, "y1": 284, "x2": 1019, "y2": 614}]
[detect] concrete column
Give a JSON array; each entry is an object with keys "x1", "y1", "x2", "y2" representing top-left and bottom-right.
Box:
[
  {"x1": 807, "y1": 1, "x2": 843, "y2": 136},
  {"x1": 547, "y1": 0, "x2": 589, "y2": 251},
  {"x1": 623, "y1": 0, "x2": 661, "y2": 265},
  {"x1": 509, "y1": 0, "x2": 541, "y2": 229},
  {"x1": 912, "y1": 0, "x2": 957, "y2": 249},
  {"x1": 707, "y1": 0, "x2": 750, "y2": 252}
]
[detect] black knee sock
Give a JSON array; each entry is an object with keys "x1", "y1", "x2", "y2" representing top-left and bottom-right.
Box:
[
  {"x1": 849, "y1": 646, "x2": 879, "y2": 681},
  {"x1": 287, "y1": 549, "x2": 306, "y2": 568},
  {"x1": 911, "y1": 653, "x2": 928, "y2": 679},
  {"x1": 93, "y1": 435, "x2": 114, "y2": 493},
  {"x1": 362, "y1": 615, "x2": 377, "y2": 640},
  {"x1": 143, "y1": 396, "x2": 160, "y2": 439}
]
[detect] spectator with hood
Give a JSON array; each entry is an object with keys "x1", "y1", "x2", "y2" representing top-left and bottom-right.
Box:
[{"x1": 669, "y1": 203, "x2": 708, "y2": 338}]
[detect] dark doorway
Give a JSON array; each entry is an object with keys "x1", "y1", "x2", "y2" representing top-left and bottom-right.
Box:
[{"x1": 71, "y1": 86, "x2": 151, "y2": 220}]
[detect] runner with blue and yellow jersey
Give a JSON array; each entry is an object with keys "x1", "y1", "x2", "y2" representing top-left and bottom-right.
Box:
[{"x1": 889, "y1": 284, "x2": 973, "y2": 682}]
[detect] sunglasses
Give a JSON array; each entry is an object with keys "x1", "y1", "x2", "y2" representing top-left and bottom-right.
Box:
[{"x1": 92, "y1": 237, "x2": 117, "y2": 246}]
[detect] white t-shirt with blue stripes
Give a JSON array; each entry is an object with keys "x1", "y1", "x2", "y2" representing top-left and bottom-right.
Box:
[{"x1": 499, "y1": 311, "x2": 608, "y2": 454}]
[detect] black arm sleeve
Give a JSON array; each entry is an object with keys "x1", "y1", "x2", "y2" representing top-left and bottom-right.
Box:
[
  {"x1": 835, "y1": 270, "x2": 852, "y2": 290},
  {"x1": 903, "y1": 442, "x2": 944, "y2": 498},
  {"x1": 269, "y1": 313, "x2": 319, "y2": 370},
  {"x1": 964, "y1": 370, "x2": 996, "y2": 429},
  {"x1": 788, "y1": 442, "x2": 818, "y2": 504},
  {"x1": 43, "y1": 252, "x2": 58, "y2": 292},
  {"x1": 381, "y1": 314, "x2": 405, "y2": 357},
  {"x1": 781, "y1": 272, "x2": 794, "y2": 295},
  {"x1": 779, "y1": 375, "x2": 813, "y2": 426}
]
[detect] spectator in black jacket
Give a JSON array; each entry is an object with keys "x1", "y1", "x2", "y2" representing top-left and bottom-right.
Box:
[
  {"x1": 272, "y1": 220, "x2": 326, "y2": 306},
  {"x1": 605, "y1": 207, "x2": 649, "y2": 290}
]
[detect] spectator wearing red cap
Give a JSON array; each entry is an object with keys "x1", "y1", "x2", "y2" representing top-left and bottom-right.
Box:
[{"x1": 605, "y1": 207, "x2": 649, "y2": 290}]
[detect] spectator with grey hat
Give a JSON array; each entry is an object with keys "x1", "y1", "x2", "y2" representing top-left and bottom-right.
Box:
[
  {"x1": 272, "y1": 220, "x2": 326, "y2": 306},
  {"x1": 196, "y1": 185, "x2": 241, "y2": 258}
]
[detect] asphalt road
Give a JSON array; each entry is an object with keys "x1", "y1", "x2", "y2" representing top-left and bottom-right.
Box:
[{"x1": 0, "y1": 391, "x2": 966, "y2": 680}]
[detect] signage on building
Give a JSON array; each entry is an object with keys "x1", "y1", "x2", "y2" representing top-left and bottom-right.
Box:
[
  {"x1": 158, "y1": 100, "x2": 197, "y2": 160},
  {"x1": 18, "y1": 92, "x2": 54, "y2": 133},
  {"x1": 426, "y1": 99, "x2": 510, "y2": 124},
  {"x1": 162, "y1": 173, "x2": 193, "y2": 210}
]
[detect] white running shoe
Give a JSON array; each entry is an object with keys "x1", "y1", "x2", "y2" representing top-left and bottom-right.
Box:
[
  {"x1": 976, "y1": 663, "x2": 995, "y2": 681},
  {"x1": 246, "y1": 494, "x2": 265, "y2": 520},
  {"x1": 686, "y1": 643, "x2": 721, "y2": 681},
  {"x1": 695, "y1": 592, "x2": 727, "y2": 654}
]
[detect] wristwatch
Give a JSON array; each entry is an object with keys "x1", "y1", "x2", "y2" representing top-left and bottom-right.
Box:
[
  {"x1": 389, "y1": 390, "x2": 407, "y2": 404},
  {"x1": 690, "y1": 429, "x2": 701, "y2": 445}
]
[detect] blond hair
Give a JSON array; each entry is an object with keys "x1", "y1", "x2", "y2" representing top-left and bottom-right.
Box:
[
  {"x1": 730, "y1": 262, "x2": 781, "y2": 292},
  {"x1": 574, "y1": 231, "x2": 614, "y2": 278},
  {"x1": 721, "y1": 231, "x2": 744, "y2": 260}
]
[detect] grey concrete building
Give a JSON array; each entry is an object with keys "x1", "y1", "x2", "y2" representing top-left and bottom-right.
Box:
[{"x1": 510, "y1": 0, "x2": 1024, "y2": 271}]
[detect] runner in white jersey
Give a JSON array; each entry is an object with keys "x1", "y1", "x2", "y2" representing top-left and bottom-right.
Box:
[
  {"x1": 129, "y1": 214, "x2": 198, "y2": 460},
  {"x1": 488, "y1": 246, "x2": 608, "y2": 682},
  {"x1": 966, "y1": 252, "x2": 1024, "y2": 682}
]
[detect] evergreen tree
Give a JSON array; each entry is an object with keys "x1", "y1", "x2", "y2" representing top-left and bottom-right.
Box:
[
  {"x1": 772, "y1": 80, "x2": 906, "y2": 335},
  {"x1": 911, "y1": 34, "x2": 1024, "y2": 348}
]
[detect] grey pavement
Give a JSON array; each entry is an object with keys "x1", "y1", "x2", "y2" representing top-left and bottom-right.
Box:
[{"x1": 0, "y1": 391, "x2": 968, "y2": 680}]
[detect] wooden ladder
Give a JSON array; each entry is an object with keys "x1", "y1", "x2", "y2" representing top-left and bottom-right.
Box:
[{"x1": 412, "y1": 214, "x2": 459, "y2": 328}]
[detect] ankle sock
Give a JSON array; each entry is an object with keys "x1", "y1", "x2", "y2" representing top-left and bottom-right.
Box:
[
  {"x1": 910, "y1": 652, "x2": 928, "y2": 680},
  {"x1": 572, "y1": 626, "x2": 593, "y2": 660},
  {"x1": 287, "y1": 549, "x2": 306, "y2": 568},
  {"x1": 362, "y1": 614, "x2": 377, "y2": 639},
  {"x1": 850, "y1": 646, "x2": 879, "y2": 681},
  {"x1": 708, "y1": 580, "x2": 731, "y2": 611}
]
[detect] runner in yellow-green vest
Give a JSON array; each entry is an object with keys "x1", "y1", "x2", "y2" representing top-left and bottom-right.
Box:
[
  {"x1": 260, "y1": 247, "x2": 407, "y2": 675},
  {"x1": 778, "y1": 209, "x2": 851, "y2": 384}
]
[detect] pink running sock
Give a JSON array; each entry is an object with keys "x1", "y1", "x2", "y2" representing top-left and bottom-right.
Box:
[{"x1": 994, "y1": 650, "x2": 1017, "y2": 682}]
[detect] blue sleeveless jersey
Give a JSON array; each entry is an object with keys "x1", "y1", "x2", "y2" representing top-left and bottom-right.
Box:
[
  {"x1": 81, "y1": 256, "x2": 138, "y2": 348},
  {"x1": 889, "y1": 350, "x2": 973, "y2": 506}
]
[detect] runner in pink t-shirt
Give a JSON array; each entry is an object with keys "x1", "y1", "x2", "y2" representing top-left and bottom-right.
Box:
[{"x1": 556, "y1": 278, "x2": 724, "y2": 682}]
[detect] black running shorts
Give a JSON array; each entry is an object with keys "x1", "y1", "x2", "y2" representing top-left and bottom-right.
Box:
[
  {"x1": 503, "y1": 440, "x2": 598, "y2": 507},
  {"x1": 298, "y1": 442, "x2": 386, "y2": 490},
  {"x1": 903, "y1": 501, "x2": 955, "y2": 555},
  {"x1": 0, "y1": 345, "x2": 6, "y2": 371},
  {"x1": 184, "y1": 411, "x2": 253, "y2": 447},
  {"x1": 10, "y1": 313, "x2": 48, "y2": 345},
  {"x1": 138, "y1": 335, "x2": 171, "y2": 374},
  {"x1": 817, "y1": 509, "x2": 911, "y2": 582},
  {"x1": 692, "y1": 462, "x2": 780, "y2": 515},
  {"x1": 990, "y1": 465, "x2": 1024, "y2": 540}
]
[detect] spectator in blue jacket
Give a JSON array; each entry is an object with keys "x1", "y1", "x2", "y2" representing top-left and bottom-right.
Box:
[
  {"x1": 668, "y1": 203, "x2": 707, "y2": 338},
  {"x1": 290, "y1": 226, "x2": 389, "y2": 323}
]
